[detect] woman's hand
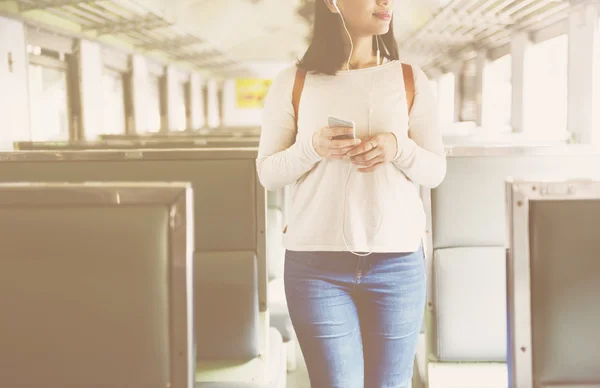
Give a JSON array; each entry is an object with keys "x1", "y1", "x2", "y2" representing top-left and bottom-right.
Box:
[
  {"x1": 312, "y1": 127, "x2": 362, "y2": 159},
  {"x1": 346, "y1": 132, "x2": 398, "y2": 172}
]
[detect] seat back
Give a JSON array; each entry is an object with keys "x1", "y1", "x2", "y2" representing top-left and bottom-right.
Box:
[
  {"x1": 0, "y1": 182, "x2": 194, "y2": 388},
  {"x1": 507, "y1": 179, "x2": 600, "y2": 387},
  {"x1": 433, "y1": 247, "x2": 507, "y2": 362},
  {"x1": 98, "y1": 127, "x2": 261, "y2": 141},
  {"x1": 0, "y1": 148, "x2": 269, "y2": 312},
  {"x1": 195, "y1": 251, "x2": 260, "y2": 361},
  {"x1": 433, "y1": 146, "x2": 600, "y2": 248},
  {"x1": 267, "y1": 189, "x2": 284, "y2": 211},
  {"x1": 14, "y1": 139, "x2": 259, "y2": 150},
  {"x1": 267, "y1": 207, "x2": 285, "y2": 281},
  {"x1": 429, "y1": 146, "x2": 600, "y2": 362}
]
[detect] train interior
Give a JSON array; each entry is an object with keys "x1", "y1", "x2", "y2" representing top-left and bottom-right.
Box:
[{"x1": 0, "y1": 0, "x2": 599, "y2": 387}]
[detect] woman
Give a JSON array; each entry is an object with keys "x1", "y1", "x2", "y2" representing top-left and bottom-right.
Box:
[{"x1": 256, "y1": 0, "x2": 446, "y2": 386}]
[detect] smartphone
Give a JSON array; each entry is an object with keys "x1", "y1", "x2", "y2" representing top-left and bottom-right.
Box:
[{"x1": 328, "y1": 116, "x2": 356, "y2": 140}]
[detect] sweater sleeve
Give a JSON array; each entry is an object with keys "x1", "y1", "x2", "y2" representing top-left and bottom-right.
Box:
[
  {"x1": 392, "y1": 65, "x2": 447, "y2": 189},
  {"x1": 255, "y1": 66, "x2": 323, "y2": 191}
]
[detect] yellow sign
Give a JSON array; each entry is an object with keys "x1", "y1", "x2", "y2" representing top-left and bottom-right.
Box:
[{"x1": 236, "y1": 79, "x2": 273, "y2": 109}]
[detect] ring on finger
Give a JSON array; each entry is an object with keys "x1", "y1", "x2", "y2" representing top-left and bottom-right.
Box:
[{"x1": 369, "y1": 141, "x2": 376, "y2": 150}]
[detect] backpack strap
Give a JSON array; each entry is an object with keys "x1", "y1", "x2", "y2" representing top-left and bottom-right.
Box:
[
  {"x1": 291, "y1": 63, "x2": 414, "y2": 131},
  {"x1": 292, "y1": 67, "x2": 307, "y2": 131}
]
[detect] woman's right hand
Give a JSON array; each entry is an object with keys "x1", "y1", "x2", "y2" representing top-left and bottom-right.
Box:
[{"x1": 312, "y1": 127, "x2": 362, "y2": 159}]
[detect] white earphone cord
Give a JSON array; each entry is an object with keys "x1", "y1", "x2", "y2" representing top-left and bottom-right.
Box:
[
  {"x1": 335, "y1": 2, "x2": 380, "y2": 70},
  {"x1": 334, "y1": 2, "x2": 384, "y2": 257}
]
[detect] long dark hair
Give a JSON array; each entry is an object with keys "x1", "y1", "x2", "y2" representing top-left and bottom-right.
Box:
[{"x1": 297, "y1": 0, "x2": 399, "y2": 75}]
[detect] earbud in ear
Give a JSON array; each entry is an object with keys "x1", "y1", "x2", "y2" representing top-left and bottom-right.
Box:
[{"x1": 331, "y1": 0, "x2": 340, "y2": 12}]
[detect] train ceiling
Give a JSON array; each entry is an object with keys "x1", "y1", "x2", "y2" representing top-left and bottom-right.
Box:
[{"x1": 1, "y1": 0, "x2": 589, "y2": 77}]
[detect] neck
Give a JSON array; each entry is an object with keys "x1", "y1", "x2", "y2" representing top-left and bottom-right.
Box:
[{"x1": 344, "y1": 35, "x2": 379, "y2": 70}]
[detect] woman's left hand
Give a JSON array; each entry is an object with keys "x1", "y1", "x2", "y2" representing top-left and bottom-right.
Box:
[{"x1": 346, "y1": 132, "x2": 398, "y2": 172}]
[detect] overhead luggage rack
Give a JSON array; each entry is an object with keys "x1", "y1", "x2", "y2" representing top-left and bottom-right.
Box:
[
  {"x1": 400, "y1": 0, "x2": 574, "y2": 71},
  {"x1": 7, "y1": 0, "x2": 251, "y2": 77}
]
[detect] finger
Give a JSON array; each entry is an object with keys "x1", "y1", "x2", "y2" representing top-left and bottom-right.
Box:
[
  {"x1": 344, "y1": 144, "x2": 363, "y2": 156},
  {"x1": 354, "y1": 155, "x2": 384, "y2": 167},
  {"x1": 328, "y1": 138, "x2": 360, "y2": 149},
  {"x1": 346, "y1": 144, "x2": 368, "y2": 157},
  {"x1": 358, "y1": 162, "x2": 384, "y2": 173},
  {"x1": 346, "y1": 139, "x2": 377, "y2": 157},
  {"x1": 329, "y1": 146, "x2": 356, "y2": 157},
  {"x1": 369, "y1": 136, "x2": 382, "y2": 147},
  {"x1": 329, "y1": 145, "x2": 364, "y2": 160},
  {"x1": 325, "y1": 126, "x2": 355, "y2": 137},
  {"x1": 351, "y1": 148, "x2": 381, "y2": 164}
]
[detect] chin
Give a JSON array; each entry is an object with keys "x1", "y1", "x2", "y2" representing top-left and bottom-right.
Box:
[
  {"x1": 360, "y1": 23, "x2": 390, "y2": 37},
  {"x1": 374, "y1": 25, "x2": 390, "y2": 35}
]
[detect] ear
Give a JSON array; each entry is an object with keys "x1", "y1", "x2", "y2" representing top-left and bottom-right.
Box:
[{"x1": 323, "y1": 0, "x2": 339, "y2": 13}]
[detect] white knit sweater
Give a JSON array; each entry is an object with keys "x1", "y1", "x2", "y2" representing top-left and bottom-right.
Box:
[{"x1": 256, "y1": 60, "x2": 446, "y2": 253}]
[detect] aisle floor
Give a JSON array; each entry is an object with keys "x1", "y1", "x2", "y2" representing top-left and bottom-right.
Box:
[{"x1": 287, "y1": 343, "x2": 309, "y2": 388}]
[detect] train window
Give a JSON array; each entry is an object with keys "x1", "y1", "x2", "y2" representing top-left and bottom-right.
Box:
[
  {"x1": 146, "y1": 74, "x2": 162, "y2": 133},
  {"x1": 27, "y1": 51, "x2": 69, "y2": 141},
  {"x1": 100, "y1": 49, "x2": 131, "y2": 137},
  {"x1": 593, "y1": 21, "x2": 600, "y2": 137},
  {"x1": 172, "y1": 81, "x2": 187, "y2": 131},
  {"x1": 429, "y1": 79, "x2": 438, "y2": 99},
  {"x1": 524, "y1": 34, "x2": 568, "y2": 138},
  {"x1": 481, "y1": 54, "x2": 512, "y2": 132},
  {"x1": 99, "y1": 68, "x2": 126, "y2": 137}
]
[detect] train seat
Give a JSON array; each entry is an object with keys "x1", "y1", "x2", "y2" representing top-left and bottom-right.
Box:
[
  {"x1": 266, "y1": 205, "x2": 297, "y2": 372},
  {"x1": 195, "y1": 251, "x2": 286, "y2": 387},
  {"x1": 0, "y1": 149, "x2": 285, "y2": 386},
  {"x1": 0, "y1": 182, "x2": 195, "y2": 388},
  {"x1": 506, "y1": 179, "x2": 600, "y2": 386},
  {"x1": 424, "y1": 146, "x2": 600, "y2": 386}
]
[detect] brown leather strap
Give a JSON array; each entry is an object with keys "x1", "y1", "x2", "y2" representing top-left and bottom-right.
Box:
[
  {"x1": 402, "y1": 63, "x2": 415, "y2": 114},
  {"x1": 292, "y1": 68, "x2": 307, "y2": 131}
]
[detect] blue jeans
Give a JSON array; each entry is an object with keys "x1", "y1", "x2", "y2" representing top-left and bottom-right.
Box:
[{"x1": 284, "y1": 247, "x2": 426, "y2": 388}]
